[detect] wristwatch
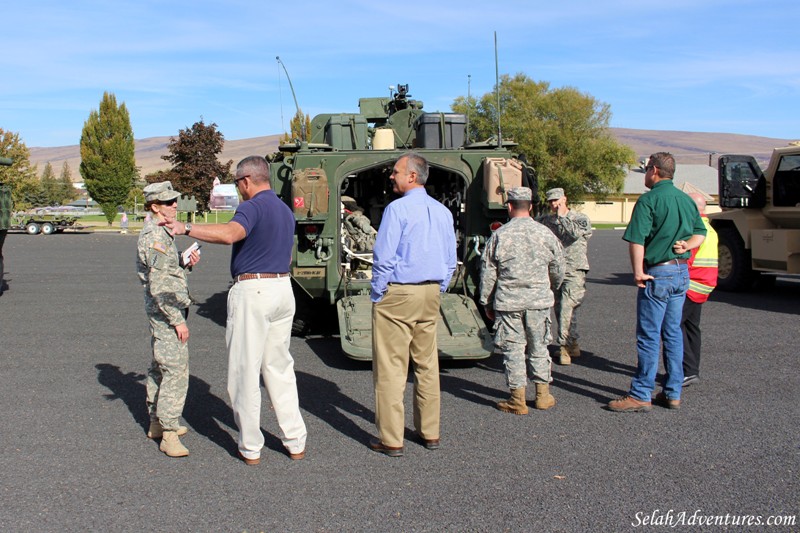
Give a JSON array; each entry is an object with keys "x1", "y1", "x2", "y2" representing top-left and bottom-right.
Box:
[{"x1": 184, "y1": 223, "x2": 192, "y2": 235}]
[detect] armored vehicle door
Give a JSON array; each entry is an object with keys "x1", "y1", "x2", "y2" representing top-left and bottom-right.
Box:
[
  {"x1": 336, "y1": 293, "x2": 492, "y2": 361},
  {"x1": 718, "y1": 155, "x2": 766, "y2": 208}
]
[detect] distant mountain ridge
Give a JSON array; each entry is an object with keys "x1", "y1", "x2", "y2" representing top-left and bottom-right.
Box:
[{"x1": 28, "y1": 129, "x2": 793, "y2": 180}]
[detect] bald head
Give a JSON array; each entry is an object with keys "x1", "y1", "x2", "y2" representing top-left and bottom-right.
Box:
[{"x1": 688, "y1": 192, "x2": 707, "y2": 214}]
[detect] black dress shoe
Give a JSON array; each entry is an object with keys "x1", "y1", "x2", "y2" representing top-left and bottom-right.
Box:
[
  {"x1": 369, "y1": 437, "x2": 403, "y2": 457},
  {"x1": 422, "y1": 438, "x2": 440, "y2": 450}
]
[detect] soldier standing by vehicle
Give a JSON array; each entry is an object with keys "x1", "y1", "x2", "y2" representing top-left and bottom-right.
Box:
[
  {"x1": 136, "y1": 181, "x2": 199, "y2": 457},
  {"x1": 480, "y1": 187, "x2": 565, "y2": 414},
  {"x1": 536, "y1": 187, "x2": 592, "y2": 365},
  {"x1": 0, "y1": 157, "x2": 12, "y2": 293}
]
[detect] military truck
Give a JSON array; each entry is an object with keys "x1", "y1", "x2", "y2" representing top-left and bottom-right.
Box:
[
  {"x1": 709, "y1": 143, "x2": 800, "y2": 291},
  {"x1": 270, "y1": 85, "x2": 536, "y2": 360},
  {"x1": 10, "y1": 211, "x2": 83, "y2": 235}
]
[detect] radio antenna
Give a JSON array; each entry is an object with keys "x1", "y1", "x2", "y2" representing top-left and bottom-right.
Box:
[
  {"x1": 276, "y1": 56, "x2": 306, "y2": 141},
  {"x1": 494, "y1": 32, "x2": 502, "y2": 148},
  {"x1": 466, "y1": 74, "x2": 472, "y2": 144}
]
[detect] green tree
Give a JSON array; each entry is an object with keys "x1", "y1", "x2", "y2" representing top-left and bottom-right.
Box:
[
  {"x1": 281, "y1": 109, "x2": 311, "y2": 143},
  {"x1": 123, "y1": 184, "x2": 145, "y2": 213},
  {"x1": 40, "y1": 162, "x2": 60, "y2": 206},
  {"x1": 161, "y1": 120, "x2": 232, "y2": 212},
  {"x1": 79, "y1": 92, "x2": 138, "y2": 225},
  {"x1": 20, "y1": 178, "x2": 48, "y2": 208},
  {"x1": 58, "y1": 162, "x2": 79, "y2": 204},
  {"x1": 0, "y1": 128, "x2": 39, "y2": 207},
  {"x1": 452, "y1": 73, "x2": 635, "y2": 203}
]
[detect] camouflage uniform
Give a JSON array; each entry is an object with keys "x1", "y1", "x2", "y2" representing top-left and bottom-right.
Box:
[
  {"x1": 0, "y1": 183, "x2": 12, "y2": 288},
  {"x1": 536, "y1": 208, "x2": 592, "y2": 347},
  {"x1": 480, "y1": 216, "x2": 565, "y2": 388},
  {"x1": 136, "y1": 218, "x2": 192, "y2": 431}
]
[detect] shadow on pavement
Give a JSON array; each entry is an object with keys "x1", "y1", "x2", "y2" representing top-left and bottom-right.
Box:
[
  {"x1": 195, "y1": 289, "x2": 229, "y2": 327},
  {"x1": 297, "y1": 370, "x2": 374, "y2": 445},
  {"x1": 95, "y1": 363, "x2": 244, "y2": 457}
]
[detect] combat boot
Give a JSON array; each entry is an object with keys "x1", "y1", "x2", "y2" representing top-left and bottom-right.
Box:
[
  {"x1": 147, "y1": 420, "x2": 188, "y2": 439},
  {"x1": 496, "y1": 388, "x2": 529, "y2": 415},
  {"x1": 159, "y1": 430, "x2": 189, "y2": 457},
  {"x1": 559, "y1": 345, "x2": 571, "y2": 366},
  {"x1": 534, "y1": 383, "x2": 556, "y2": 410},
  {"x1": 567, "y1": 341, "x2": 581, "y2": 358}
]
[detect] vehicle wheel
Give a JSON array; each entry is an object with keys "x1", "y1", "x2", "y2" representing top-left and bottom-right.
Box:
[
  {"x1": 26, "y1": 222, "x2": 41, "y2": 235},
  {"x1": 716, "y1": 226, "x2": 754, "y2": 291},
  {"x1": 41, "y1": 222, "x2": 56, "y2": 235}
]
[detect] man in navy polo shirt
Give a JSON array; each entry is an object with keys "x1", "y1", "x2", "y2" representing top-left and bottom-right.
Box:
[{"x1": 163, "y1": 155, "x2": 307, "y2": 465}]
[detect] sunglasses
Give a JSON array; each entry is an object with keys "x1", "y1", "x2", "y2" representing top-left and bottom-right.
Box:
[{"x1": 157, "y1": 198, "x2": 178, "y2": 206}]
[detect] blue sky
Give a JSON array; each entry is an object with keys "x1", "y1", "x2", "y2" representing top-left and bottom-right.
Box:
[{"x1": 2, "y1": 0, "x2": 798, "y2": 147}]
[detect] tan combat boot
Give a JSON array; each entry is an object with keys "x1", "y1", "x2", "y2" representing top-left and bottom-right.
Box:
[
  {"x1": 496, "y1": 388, "x2": 529, "y2": 415},
  {"x1": 159, "y1": 430, "x2": 189, "y2": 457},
  {"x1": 147, "y1": 420, "x2": 188, "y2": 439},
  {"x1": 567, "y1": 341, "x2": 581, "y2": 358},
  {"x1": 534, "y1": 383, "x2": 556, "y2": 410},
  {"x1": 559, "y1": 345, "x2": 571, "y2": 366}
]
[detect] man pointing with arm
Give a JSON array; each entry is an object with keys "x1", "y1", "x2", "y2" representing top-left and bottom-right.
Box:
[{"x1": 162, "y1": 155, "x2": 307, "y2": 465}]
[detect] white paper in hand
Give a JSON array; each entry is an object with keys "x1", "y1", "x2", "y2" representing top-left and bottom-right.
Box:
[{"x1": 182, "y1": 242, "x2": 201, "y2": 266}]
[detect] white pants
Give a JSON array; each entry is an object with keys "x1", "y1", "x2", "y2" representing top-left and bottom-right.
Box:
[{"x1": 226, "y1": 277, "x2": 307, "y2": 459}]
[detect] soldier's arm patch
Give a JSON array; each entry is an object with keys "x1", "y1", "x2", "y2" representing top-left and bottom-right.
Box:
[{"x1": 151, "y1": 242, "x2": 168, "y2": 255}]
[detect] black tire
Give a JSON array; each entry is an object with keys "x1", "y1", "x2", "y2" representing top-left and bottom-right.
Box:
[
  {"x1": 716, "y1": 226, "x2": 754, "y2": 291},
  {"x1": 41, "y1": 222, "x2": 56, "y2": 235},
  {"x1": 25, "y1": 222, "x2": 41, "y2": 235}
]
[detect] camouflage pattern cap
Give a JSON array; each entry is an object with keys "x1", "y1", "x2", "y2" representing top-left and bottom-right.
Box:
[
  {"x1": 507, "y1": 187, "x2": 533, "y2": 202},
  {"x1": 546, "y1": 188, "x2": 565, "y2": 201},
  {"x1": 144, "y1": 181, "x2": 181, "y2": 203}
]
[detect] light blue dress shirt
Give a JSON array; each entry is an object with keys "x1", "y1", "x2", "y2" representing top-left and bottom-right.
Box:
[{"x1": 370, "y1": 187, "x2": 457, "y2": 302}]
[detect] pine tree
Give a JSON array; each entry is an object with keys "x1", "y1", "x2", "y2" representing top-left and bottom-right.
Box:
[
  {"x1": 58, "y1": 162, "x2": 78, "y2": 204},
  {"x1": 79, "y1": 92, "x2": 138, "y2": 225},
  {"x1": 40, "y1": 162, "x2": 60, "y2": 206}
]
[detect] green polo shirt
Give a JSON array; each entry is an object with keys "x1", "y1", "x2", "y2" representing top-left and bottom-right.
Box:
[{"x1": 623, "y1": 179, "x2": 706, "y2": 266}]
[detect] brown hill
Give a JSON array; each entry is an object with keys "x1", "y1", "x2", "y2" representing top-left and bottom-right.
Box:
[
  {"x1": 28, "y1": 129, "x2": 794, "y2": 180},
  {"x1": 29, "y1": 135, "x2": 284, "y2": 180}
]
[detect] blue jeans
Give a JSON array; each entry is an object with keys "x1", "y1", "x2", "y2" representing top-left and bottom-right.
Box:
[{"x1": 629, "y1": 263, "x2": 690, "y2": 401}]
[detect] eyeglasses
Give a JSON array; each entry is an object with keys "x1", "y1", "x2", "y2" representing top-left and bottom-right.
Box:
[
  {"x1": 157, "y1": 198, "x2": 178, "y2": 206},
  {"x1": 234, "y1": 175, "x2": 250, "y2": 186},
  {"x1": 645, "y1": 165, "x2": 657, "y2": 173}
]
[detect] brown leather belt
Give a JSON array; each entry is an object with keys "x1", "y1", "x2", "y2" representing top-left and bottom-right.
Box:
[
  {"x1": 234, "y1": 272, "x2": 290, "y2": 283},
  {"x1": 647, "y1": 258, "x2": 688, "y2": 268}
]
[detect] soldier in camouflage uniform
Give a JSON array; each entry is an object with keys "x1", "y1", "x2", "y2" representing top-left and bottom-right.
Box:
[
  {"x1": 480, "y1": 187, "x2": 565, "y2": 414},
  {"x1": 536, "y1": 188, "x2": 592, "y2": 366},
  {"x1": 0, "y1": 163, "x2": 12, "y2": 293},
  {"x1": 136, "y1": 181, "x2": 200, "y2": 457}
]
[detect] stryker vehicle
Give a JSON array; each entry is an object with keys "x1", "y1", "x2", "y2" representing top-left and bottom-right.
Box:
[
  {"x1": 270, "y1": 84, "x2": 537, "y2": 360},
  {"x1": 709, "y1": 143, "x2": 800, "y2": 291}
]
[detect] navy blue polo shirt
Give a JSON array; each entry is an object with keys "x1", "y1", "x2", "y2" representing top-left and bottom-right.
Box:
[{"x1": 230, "y1": 189, "x2": 294, "y2": 278}]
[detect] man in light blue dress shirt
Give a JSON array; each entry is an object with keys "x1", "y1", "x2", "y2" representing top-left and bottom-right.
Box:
[{"x1": 369, "y1": 152, "x2": 457, "y2": 457}]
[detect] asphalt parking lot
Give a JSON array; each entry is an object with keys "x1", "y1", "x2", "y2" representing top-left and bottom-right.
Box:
[{"x1": 0, "y1": 229, "x2": 797, "y2": 532}]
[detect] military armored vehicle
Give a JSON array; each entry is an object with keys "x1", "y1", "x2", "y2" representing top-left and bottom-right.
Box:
[
  {"x1": 709, "y1": 143, "x2": 800, "y2": 291},
  {"x1": 269, "y1": 85, "x2": 536, "y2": 360}
]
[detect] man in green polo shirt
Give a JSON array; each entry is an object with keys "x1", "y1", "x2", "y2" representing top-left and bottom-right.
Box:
[{"x1": 609, "y1": 152, "x2": 706, "y2": 412}]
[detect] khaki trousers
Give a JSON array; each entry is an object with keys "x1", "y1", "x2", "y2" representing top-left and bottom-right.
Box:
[{"x1": 372, "y1": 283, "x2": 441, "y2": 447}]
